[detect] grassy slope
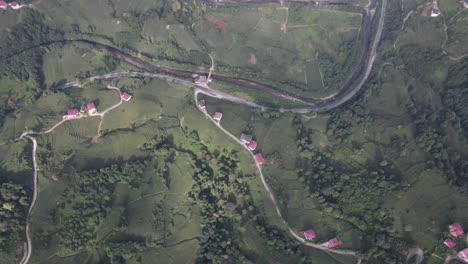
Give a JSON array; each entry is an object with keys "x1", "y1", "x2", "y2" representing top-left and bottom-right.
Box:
[{"x1": 21, "y1": 78, "x2": 345, "y2": 263}]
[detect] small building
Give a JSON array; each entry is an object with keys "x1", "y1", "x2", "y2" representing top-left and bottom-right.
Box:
[
  {"x1": 66, "y1": 108, "x2": 79, "y2": 118},
  {"x1": 449, "y1": 223, "x2": 464, "y2": 237},
  {"x1": 431, "y1": 7, "x2": 441, "y2": 17},
  {"x1": 444, "y1": 238, "x2": 457, "y2": 248},
  {"x1": 458, "y1": 249, "x2": 468, "y2": 262},
  {"x1": 198, "y1": 100, "x2": 206, "y2": 110},
  {"x1": 240, "y1": 133, "x2": 253, "y2": 144},
  {"x1": 121, "y1": 92, "x2": 132, "y2": 102},
  {"x1": 195, "y1": 75, "x2": 209, "y2": 85},
  {"x1": 87, "y1": 102, "x2": 97, "y2": 114},
  {"x1": 254, "y1": 153, "x2": 264, "y2": 164},
  {"x1": 303, "y1": 229, "x2": 316, "y2": 240},
  {"x1": 80, "y1": 105, "x2": 86, "y2": 113},
  {"x1": 213, "y1": 112, "x2": 222, "y2": 121},
  {"x1": 0, "y1": 1, "x2": 7, "y2": 9},
  {"x1": 8, "y1": 2, "x2": 20, "y2": 9},
  {"x1": 248, "y1": 140, "x2": 257, "y2": 151},
  {"x1": 463, "y1": 0, "x2": 468, "y2": 8},
  {"x1": 327, "y1": 238, "x2": 343, "y2": 248}
]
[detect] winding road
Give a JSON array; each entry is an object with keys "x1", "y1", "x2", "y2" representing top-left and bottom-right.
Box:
[
  {"x1": 1, "y1": 0, "x2": 382, "y2": 109},
  {"x1": 70, "y1": 0, "x2": 382, "y2": 111},
  {"x1": 18, "y1": 87, "x2": 124, "y2": 264},
  {"x1": 14, "y1": 0, "x2": 389, "y2": 262},
  {"x1": 193, "y1": 89, "x2": 361, "y2": 260},
  {"x1": 20, "y1": 136, "x2": 37, "y2": 264}
]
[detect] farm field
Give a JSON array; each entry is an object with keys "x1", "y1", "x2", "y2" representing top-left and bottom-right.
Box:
[
  {"x1": 1, "y1": 0, "x2": 468, "y2": 263},
  {"x1": 396, "y1": 13, "x2": 446, "y2": 50},
  {"x1": 192, "y1": 4, "x2": 364, "y2": 97},
  {"x1": 445, "y1": 12, "x2": 468, "y2": 57},
  {"x1": 1, "y1": 0, "x2": 370, "y2": 101},
  {"x1": 41, "y1": 44, "x2": 119, "y2": 88},
  {"x1": 200, "y1": 34, "x2": 468, "y2": 260},
  {"x1": 8, "y1": 75, "x2": 360, "y2": 264}
]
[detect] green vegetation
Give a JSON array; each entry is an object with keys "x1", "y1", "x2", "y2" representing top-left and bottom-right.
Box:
[
  {"x1": 0, "y1": 0, "x2": 467, "y2": 263},
  {"x1": 0, "y1": 181, "x2": 30, "y2": 251},
  {"x1": 5, "y1": 78, "x2": 343, "y2": 264},
  {"x1": 55, "y1": 161, "x2": 147, "y2": 255},
  {"x1": 445, "y1": 13, "x2": 468, "y2": 56},
  {"x1": 192, "y1": 4, "x2": 364, "y2": 97}
]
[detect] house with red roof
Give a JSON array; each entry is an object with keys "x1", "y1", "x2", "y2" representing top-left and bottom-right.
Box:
[
  {"x1": 326, "y1": 238, "x2": 343, "y2": 248},
  {"x1": 458, "y1": 248, "x2": 468, "y2": 262},
  {"x1": 8, "y1": 1, "x2": 21, "y2": 9},
  {"x1": 254, "y1": 153, "x2": 264, "y2": 164},
  {"x1": 248, "y1": 140, "x2": 257, "y2": 150},
  {"x1": 449, "y1": 223, "x2": 464, "y2": 237},
  {"x1": 444, "y1": 238, "x2": 457, "y2": 248},
  {"x1": 63, "y1": 108, "x2": 79, "y2": 120},
  {"x1": 121, "y1": 92, "x2": 132, "y2": 102},
  {"x1": 240, "y1": 133, "x2": 253, "y2": 144},
  {"x1": 213, "y1": 112, "x2": 222, "y2": 122},
  {"x1": 198, "y1": 100, "x2": 206, "y2": 110},
  {"x1": 303, "y1": 229, "x2": 316, "y2": 240},
  {"x1": 0, "y1": 1, "x2": 7, "y2": 9},
  {"x1": 87, "y1": 102, "x2": 97, "y2": 114},
  {"x1": 67, "y1": 108, "x2": 79, "y2": 117}
]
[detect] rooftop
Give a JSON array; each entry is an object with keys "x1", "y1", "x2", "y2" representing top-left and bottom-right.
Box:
[
  {"x1": 248, "y1": 140, "x2": 257, "y2": 150},
  {"x1": 67, "y1": 109, "x2": 79, "y2": 116},
  {"x1": 213, "y1": 112, "x2": 222, "y2": 121},
  {"x1": 303, "y1": 229, "x2": 316, "y2": 240},
  {"x1": 458, "y1": 248, "x2": 468, "y2": 259},
  {"x1": 198, "y1": 100, "x2": 206, "y2": 109},
  {"x1": 121, "y1": 92, "x2": 132, "y2": 102},
  {"x1": 327, "y1": 238, "x2": 343, "y2": 248},
  {"x1": 449, "y1": 222, "x2": 464, "y2": 237},
  {"x1": 254, "y1": 153, "x2": 264, "y2": 164},
  {"x1": 87, "y1": 102, "x2": 96, "y2": 111},
  {"x1": 444, "y1": 238, "x2": 457, "y2": 248},
  {"x1": 240, "y1": 133, "x2": 253, "y2": 144}
]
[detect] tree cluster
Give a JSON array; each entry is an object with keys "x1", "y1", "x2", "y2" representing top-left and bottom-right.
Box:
[
  {"x1": 293, "y1": 116, "x2": 407, "y2": 263},
  {"x1": 55, "y1": 161, "x2": 147, "y2": 254},
  {"x1": 0, "y1": 181, "x2": 30, "y2": 251},
  {"x1": 326, "y1": 102, "x2": 371, "y2": 143},
  {"x1": 104, "y1": 240, "x2": 146, "y2": 264}
]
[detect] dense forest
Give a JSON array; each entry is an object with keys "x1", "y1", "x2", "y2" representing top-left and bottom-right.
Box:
[
  {"x1": 295, "y1": 115, "x2": 408, "y2": 263},
  {"x1": 55, "y1": 161, "x2": 147, "y2": 255},
  {"x1": 0, "y1": 180, "x2": 30, "y2": 254},
  {"x1": 142, "y1": 129, "x2": 310, "y2": 263}
]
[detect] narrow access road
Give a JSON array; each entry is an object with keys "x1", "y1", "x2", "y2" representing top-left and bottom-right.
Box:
[
  {"x1": 3, "y1": 0, "x2": 382, "y2": 109},
  {"x1": 53, "y1": 0, "x2": 386, "y2": 113},
  {"x1": 18, "y1": 86, "x2": 124, "y2": 264},
  {"x1": 194, "y1": 89, "x2": 361, "y2": 262},
  {"x1": 20, "y1": 136, "x2": 38, "y2": 264},
  {"x1": 405, "y1": 248, "x2": 423, "y2": 264},
  {"x1": 443, "y1": 254, "x2": 463, "y2": 264}
]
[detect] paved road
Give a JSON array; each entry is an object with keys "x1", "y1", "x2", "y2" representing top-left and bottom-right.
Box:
[
  {"x1": 18, "y1": 0, "x2": 387, "y2": 261},
  {"x1": 194, "y1": 90, "x2": 361, "y2": 262},
  {"x1": 2, "y1": 0, "x2": 385, "y2": 111},
  {"x1": 55, "y1": 0, "x2": 386, "y2": 113}
]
